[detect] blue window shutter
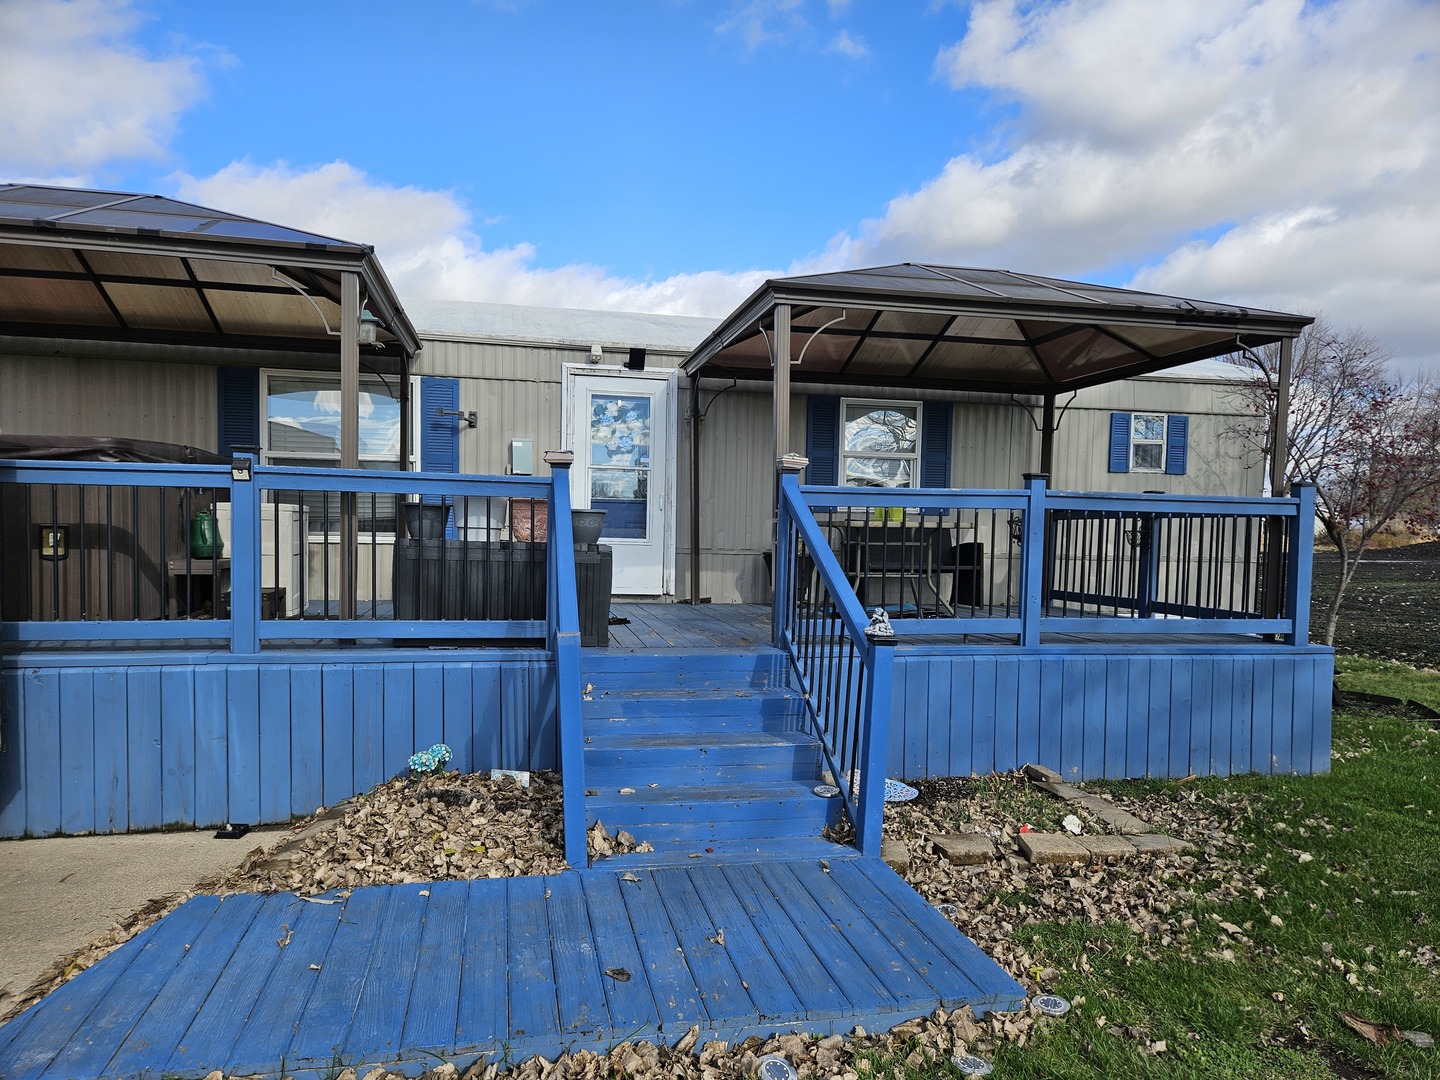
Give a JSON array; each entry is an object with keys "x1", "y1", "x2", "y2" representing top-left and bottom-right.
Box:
[
  {"x1": 920, "y1": 401, "x2": 951, "y2": 486},
  {"x1": 1165, "y1": 414, "x2": 1189, "y2": 475},
  {"x1": 920, "y1": 401, "x2": 952, "y2": 510},
  {"x1": 419, "y1": 377, "x2": 461, "y2": 537},
  {"x1": 806, "y1": 396, "x2": 840, "y2": 485},
  {"x1": 216, "y1": 367, "x2": 259, "y2": 457},
  {"x1": 1108, "y1": 412, "x2": 1131, "y2": 473},
  {"x1": 419, "y1": 377, "x2": 461, "y2": 474}
]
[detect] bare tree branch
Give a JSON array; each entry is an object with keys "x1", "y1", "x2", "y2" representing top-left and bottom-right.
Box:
[{"x1": 1223, "y1": 317, "x2": 1440, "y2": 644}]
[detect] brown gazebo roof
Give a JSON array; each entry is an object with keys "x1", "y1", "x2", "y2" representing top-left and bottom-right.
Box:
[
  {"x1": 0, "y1": 183, "x2": 419, "y2": 368},
  {"x1": 683, "y1": 263, "x2": 1311, "y2": 393}
]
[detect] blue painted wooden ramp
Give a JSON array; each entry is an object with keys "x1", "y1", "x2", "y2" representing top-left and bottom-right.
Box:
[{"x1": 0, "y1": 858, "x2": 1026, "y2": 1079}]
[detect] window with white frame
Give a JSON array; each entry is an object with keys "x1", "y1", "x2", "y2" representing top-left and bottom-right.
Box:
[
  {"x1": 1130, "y1": 413, "x2": 1167, "y2": 472},
  {"x1": 263, "y1": 371, "x2": 402, "y2": 533},
  {"x1": 841, "y1": 399, "x2": 921, "y2": 487}
]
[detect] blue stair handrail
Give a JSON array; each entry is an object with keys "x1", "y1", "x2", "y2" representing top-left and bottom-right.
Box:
[
  {"x1": 545, "y1": 457, "x2": 588, "y2": 867},
  {"x1": 775, "y1": 472, "x2": 894, "y2": 855}
]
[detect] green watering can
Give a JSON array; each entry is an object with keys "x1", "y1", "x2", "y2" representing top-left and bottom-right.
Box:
[{"x1": 190, "y1": 508, "x2": 224, "y2": 558}]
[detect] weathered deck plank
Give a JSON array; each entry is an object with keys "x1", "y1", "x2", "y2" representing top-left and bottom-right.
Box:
[{"x1": 0, "y1": 857, "x2": 1027, "y2": 1079}]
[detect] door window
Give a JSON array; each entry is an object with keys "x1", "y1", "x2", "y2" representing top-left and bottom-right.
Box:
[{"x1": 588, "y1": 394, "x2": 652, "y2": 539}]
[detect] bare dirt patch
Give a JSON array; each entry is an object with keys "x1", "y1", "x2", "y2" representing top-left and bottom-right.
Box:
[{"x1": 1313, "y1": 542, "x2": 1440, "y2": 668}]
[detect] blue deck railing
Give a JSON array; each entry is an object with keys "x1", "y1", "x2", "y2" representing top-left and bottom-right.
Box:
[
  {"x1": 791, "y1": 475, "x2": 1316, "y2": 647},
  {"x1": 0, "y1": 457, "x2": 579, "y2": 648}
]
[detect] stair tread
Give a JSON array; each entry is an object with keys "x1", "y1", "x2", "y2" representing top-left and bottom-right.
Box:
[
  {"x1": 585, "y1": 729, "x2": 815, "y2": 750},
  {"x1": 587, "y1": 686, "x2": 800, "y2": 699},
  {"x1": 588, "y1": 835, "x2": 848, "y2": 868},
  {"x1": 585, "y1": 780, "x2": 831, "y2": 804}
]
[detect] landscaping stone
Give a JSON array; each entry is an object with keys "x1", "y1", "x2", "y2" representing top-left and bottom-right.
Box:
[
  {"x1": 932, "y1": 834, "x2": 995, "y2": 866},
  {"x1": 1033, "y1": 780, "x2": 1087, "y2": 801},
  {"x1": 881, "y1": 838, "x2": 911, "y2": 873},
  {"x1": 1073, "y1": 796, "x2": 1151, "y2": 835},
  {"x1": 1078, "y1": 835, "x2": 1137, "y2": 861},
  {"x1": 1017, "y1": 832, "x2": 1088, "y2": 865},
  {"x1": 1130, "y1": 833, "x2": 1191, "y2": 855},
  {"x1": 1022, "y1": 763, "x2": 1062, "y2": 783}
]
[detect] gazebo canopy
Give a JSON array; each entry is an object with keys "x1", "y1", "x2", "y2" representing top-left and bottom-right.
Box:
[
  {"x1": 683, "y1": 263, "x2": 1311, "y2": 394},
  {"x1": 0, "y1": 183, "x2": 419, "y2": 369}
]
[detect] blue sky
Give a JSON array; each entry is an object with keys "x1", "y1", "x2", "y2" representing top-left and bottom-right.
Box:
[{"x1": 2, "y1": 0, "x2": 1436, "y2": 373}]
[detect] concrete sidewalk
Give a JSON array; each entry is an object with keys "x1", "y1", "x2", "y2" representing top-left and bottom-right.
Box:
[{"x1": 0, "y1": 829, "x2": 283, "y2": 1015}]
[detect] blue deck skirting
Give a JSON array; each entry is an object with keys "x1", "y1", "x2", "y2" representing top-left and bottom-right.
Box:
[
  {"x1": 890, "y1": 644, "x2": 1334, "y2": 782},
  {"x1": 0, "y1": 857, "x2": 1027, "y2": 1079},
  {"x1": 0, "y1": 649, "x2": 555, "y2": 838},
  {"x1": 0, "y1": 635, "x2": 1334, "y2": 839}
]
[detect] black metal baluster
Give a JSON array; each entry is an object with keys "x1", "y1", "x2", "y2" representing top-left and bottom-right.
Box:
[
  {"x1": 105, "y1": 486, "x2": 115, "y2": 620},
  {"x1": 49, "y1": 485, "x2": 60, "y2": 621}
]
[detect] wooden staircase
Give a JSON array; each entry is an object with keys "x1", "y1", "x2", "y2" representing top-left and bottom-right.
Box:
[{"x1": 580, "y1": 649, "x2": 846, "y2": 866}]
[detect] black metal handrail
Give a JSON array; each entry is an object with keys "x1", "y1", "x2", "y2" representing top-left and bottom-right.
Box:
[{"x1": 775, "y1": 472, "x2": 894, "y2": 855}]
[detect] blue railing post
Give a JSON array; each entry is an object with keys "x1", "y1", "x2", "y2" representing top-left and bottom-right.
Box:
[
  {"x1": 545, "y1": 451, "x2": 588, "y2": 868},
  {"x1": 230, "y1": 454, "x2": 260, "y2": 654},
  {"x1": 773, "y1": 456, "x2": 808, "y2": 648},
  {"x1": 856, "y1": 635, "x2": 895, "y2": 855},
  {"x1": 1019, "y1": 473, "x2": 1049, "y2": 647},
  {"x1": 1284, "y1": 481, "x2": 1315, "y2": 647}
]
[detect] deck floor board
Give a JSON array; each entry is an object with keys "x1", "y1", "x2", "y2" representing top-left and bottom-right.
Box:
[
  {"x1": 0, "y1": 857, "x2": 1027, "y2": 1079},
  {"x1": 600, "y1": 602, "x2": 1265, "y2": 652}
]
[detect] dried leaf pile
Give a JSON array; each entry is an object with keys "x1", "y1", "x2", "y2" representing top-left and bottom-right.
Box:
[
  {"x1": 216, "y1": 771, "x2": 568, "y2": 893},
  {"x1": 194, "y1": 1005, "x2": 1048, "y2": 1080}
]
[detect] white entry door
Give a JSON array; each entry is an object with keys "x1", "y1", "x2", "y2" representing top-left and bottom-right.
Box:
[{"x1": 566, "y1": 370, "x2": 675, "y2": 595}]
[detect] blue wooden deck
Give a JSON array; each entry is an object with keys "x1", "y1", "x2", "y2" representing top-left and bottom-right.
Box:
[{"x1": 0, "y1": 857, "x2": 1026, "y2": 1080}]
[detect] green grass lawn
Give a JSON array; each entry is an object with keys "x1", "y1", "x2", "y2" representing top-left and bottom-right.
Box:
[{"x1": 962, "y1": 666, "x2": 1440, "y2": 1079}]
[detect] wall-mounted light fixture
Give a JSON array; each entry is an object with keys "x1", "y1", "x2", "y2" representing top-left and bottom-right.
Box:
[
  {"x1": 435, "y1": 406, "x2": 478, "y2": 429},
  {"x1": 588, "y1": 344, "x2": 604, "y2": 364},
  {"x1": 38, "y1": 524, "x2": 68, "y2": 561}
]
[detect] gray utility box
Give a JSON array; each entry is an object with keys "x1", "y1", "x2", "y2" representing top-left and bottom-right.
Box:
[{"x1": 392, "y1": 540, "x2": 612, "y2": 647}]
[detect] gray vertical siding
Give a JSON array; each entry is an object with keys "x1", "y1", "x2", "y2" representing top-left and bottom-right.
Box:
[
  {"x1": 0, "y1": 352, "x2": 216, "y2": 448},
  {"x1": 1047, "y1": 374, "x2": 1259, "y2": 496}
]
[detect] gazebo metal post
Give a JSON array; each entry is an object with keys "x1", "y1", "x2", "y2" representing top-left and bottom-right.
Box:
[
  {"x1": 1040, "y1": 394, "x2": 1057, "y2": 477},
  {"x1": 773, "y1": 303, "x2": 792, "y2": 466},
  {"x1": 688, "y1": 375, "x2": 702, "y2": 604},
  {"x1": 1263, "y1": 335, "x2": 1296, "y2": 621},
  {"x1": 340, "y1": 271, "x2": 360, "y2": 621},
  {"x1": 771, "y1": 304, "x2": 792, "y2": 629}
]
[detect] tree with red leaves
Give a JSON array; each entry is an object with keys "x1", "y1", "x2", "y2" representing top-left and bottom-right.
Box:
[{"x1": 1228, "y1": 316, "x2": 1440, "y2": 645}]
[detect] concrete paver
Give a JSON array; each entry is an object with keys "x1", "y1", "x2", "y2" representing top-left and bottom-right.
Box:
[{"x1": 933, "y1": 833, "x2": 995, "y2": 866}]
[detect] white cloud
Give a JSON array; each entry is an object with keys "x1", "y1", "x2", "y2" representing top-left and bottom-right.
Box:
[
  {"x1": 174, "y1": 160, "x2": 776, "y2": 317},
  {"x1": 827, "y1": 30, "x2": 868, "y2": 59},
  {"x1": 838, "y1": 0, "x2": 1439, "y2": 373},
  {"x1": 715, "y1": 0, "x2": 808, "y2": 50},
  {"x1": 0, "y1": 0, "x2": 206, "y2": 180}
]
